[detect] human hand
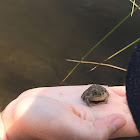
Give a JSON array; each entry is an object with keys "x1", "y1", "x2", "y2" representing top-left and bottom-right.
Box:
[
  {"x1": 0, "y1": 85, "x2": 128, "y2": 140},
  {"x1": 17, "y1": 85, "x2": 139, "y2": 138}
]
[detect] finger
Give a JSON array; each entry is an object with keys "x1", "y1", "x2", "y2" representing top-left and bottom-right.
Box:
[
  {"x1": 109, "y1": 86, "x2": 126, "y2": 96},
  {"x1": 93, "y1": 114, "x2": 126, "y2": 140}
]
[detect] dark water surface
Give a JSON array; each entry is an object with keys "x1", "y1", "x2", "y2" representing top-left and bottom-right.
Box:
[{"x1": 0, "y1": 0, "x2": 140, "y2": 139}]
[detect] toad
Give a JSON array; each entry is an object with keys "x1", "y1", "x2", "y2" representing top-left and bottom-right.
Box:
[{"x1": 81, "y1": 84, "x2": 109, "y2": 106}]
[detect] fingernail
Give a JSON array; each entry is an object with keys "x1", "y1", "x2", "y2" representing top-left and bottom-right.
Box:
[{"x1": 112, "y1": 118, "x2": 126, "y2": 130}]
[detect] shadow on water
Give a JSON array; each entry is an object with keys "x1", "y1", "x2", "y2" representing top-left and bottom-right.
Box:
[{"x1": 0, "y1": 0, "x2": 140, "y2": 139}]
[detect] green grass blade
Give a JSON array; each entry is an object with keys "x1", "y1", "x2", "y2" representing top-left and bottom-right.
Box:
[
  {"x1": 90, "y1": 38, "x2": 140, "y2": 71},
  {"x1": 106, "y1": 38, "x2": 140, "y2": 61}
]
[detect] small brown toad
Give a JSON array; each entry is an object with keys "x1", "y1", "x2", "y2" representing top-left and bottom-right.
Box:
[{"x1": 81, "y1": 84, "x2": 109, "y2": 106}]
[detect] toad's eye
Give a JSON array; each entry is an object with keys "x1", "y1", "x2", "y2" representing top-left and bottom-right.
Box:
[{"x1": 101, "y1": 88, "x2": 104, "y2": 92}]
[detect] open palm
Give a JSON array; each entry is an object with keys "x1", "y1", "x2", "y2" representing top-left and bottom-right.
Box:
[{"x1": 18, "y1": 85, "x2": 139, "y2": 139}]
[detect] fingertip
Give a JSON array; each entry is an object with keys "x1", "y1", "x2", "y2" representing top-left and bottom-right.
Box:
[
  {"x1": 112, "y1": 117, "x2": 126, "y2": 131},
  {"x1": 94, "y1": 114, "x2": 126, "y2": 140},
  {"x1": 109, "y1": 86, "x2": 126, "y2": 96},
  {"x1": 106, "y1": 114, "x2": 126, "y2": 130}
]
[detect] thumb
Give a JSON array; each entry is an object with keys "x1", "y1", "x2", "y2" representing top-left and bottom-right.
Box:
[{"x1": 93, "y1": 114, "x2": 126, "y2": 140}]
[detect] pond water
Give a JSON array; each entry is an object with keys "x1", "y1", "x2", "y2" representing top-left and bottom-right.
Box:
[{"x1": 0, "y1": 0, "x2": 140, "y2": 139}]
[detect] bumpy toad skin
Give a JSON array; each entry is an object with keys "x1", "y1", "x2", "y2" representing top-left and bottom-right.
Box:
[{"x1": 81, "y1": 84, "x2": 109, "y2": 106}]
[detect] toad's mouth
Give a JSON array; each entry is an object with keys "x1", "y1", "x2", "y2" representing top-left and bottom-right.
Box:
[{"x1": 91, "y1": 99, "x2": 106, "y2": 104}]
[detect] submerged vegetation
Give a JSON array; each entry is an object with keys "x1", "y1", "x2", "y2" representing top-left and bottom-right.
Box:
[{"x1": 59, "y1": 0, "x2": 140, "y2": 85}]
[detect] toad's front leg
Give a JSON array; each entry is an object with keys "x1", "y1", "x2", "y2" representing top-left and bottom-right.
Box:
[{"x1": 84, "y1": 96, "x2": 93, "y2": 107}]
